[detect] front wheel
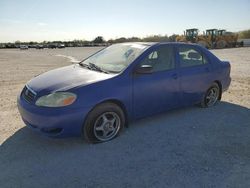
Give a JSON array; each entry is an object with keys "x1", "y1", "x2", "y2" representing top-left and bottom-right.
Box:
[
  {"x1": 201, "y1": 83, "x2": 220, "y2": 108},
  {"x1": 83, "y1": 103, "x2": 125, "y2": 143}
]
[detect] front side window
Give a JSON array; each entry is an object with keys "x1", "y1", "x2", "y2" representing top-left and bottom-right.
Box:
[
  {"x1": 140, "y1": 45, "x2": 175, "y2": 72},
  {"x1": 178, "y1": 46, "x2": 208, "y2": 68},
  {"x1": 81, "y1": 43, "x2": 149, "y2": 73}
]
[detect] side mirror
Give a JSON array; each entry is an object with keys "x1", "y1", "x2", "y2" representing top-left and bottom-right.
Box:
[{"x1": 135, "y1": 65, "x2": 153, "y2": 74}]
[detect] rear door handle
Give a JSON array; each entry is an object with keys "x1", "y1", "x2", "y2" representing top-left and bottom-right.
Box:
[{"x1": 205, "y1": 67, "x2": 210, "y2": 72}]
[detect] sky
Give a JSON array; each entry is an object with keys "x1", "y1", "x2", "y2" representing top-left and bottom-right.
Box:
[{"x1": 0, "y1": 0, "x2": 250, "y2": 42}]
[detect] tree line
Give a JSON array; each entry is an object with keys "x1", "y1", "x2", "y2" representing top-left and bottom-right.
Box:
[
  {"x1": 0, "y1": 34, "x2": 178, "y2": 48},
  {"x1": 1, "y1": 29, "x2": 249, "y2": 49},
  {"x1": 238, "y1": 30, "x2": 250, "y2": 39}
]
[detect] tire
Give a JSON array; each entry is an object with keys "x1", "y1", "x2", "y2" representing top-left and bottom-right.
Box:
[
  {"x1": 201, "y1": 83, "x2": 220, "y2": 108},
  {"x1": 83, "y1": 102, "x2": 125, "y2": 143},
  {"x1": 216, "y1": 40, "x2": 227, "y2": 49}
]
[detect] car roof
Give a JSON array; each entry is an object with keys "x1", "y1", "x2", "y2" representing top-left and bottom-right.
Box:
[
  {"x1": 153, "y1": 42, "x2": 203, "y2": 48},
  {"x1": 117, "y1": 42, "x2": 202, "y2": 48}
]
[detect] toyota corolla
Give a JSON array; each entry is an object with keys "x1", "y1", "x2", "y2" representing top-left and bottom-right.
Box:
[{"x1": 17, "y1": 42, "x2": 231, "y2": 143}]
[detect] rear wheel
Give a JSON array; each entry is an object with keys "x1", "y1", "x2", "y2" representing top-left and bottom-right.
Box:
[
  {"x1": 83, "y1": 103, "x2": 125, "y2": 143},
  {"x1": 201, "y1": 83, "x2": 220, "y2": 108}
]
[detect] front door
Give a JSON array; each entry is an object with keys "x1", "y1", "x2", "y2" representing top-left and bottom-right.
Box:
[{"x1": 133, "y1": 44, "x2": 181, "y2": 119}]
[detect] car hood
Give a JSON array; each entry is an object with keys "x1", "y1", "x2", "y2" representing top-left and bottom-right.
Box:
[{"x1": 27, "y1": 64, "x2": 115, "y2": 94}]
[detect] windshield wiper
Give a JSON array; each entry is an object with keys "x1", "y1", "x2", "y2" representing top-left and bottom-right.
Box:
[
  {"x1": 79, "y1": 62, "x2": 89, "y2": 68},
  {"x1": 79, "y1": 62, "x2": 110, "y2": 74},
  {"x1": 88, "y1": 63, "x2": 110, "y2": 74}
]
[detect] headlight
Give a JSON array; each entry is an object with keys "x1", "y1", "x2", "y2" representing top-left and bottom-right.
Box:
[{"x1": 35, "y1": 92, "x2": 77, "y2": 107}]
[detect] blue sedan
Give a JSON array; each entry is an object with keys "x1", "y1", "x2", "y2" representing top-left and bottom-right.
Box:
[{"x1": 17, "y1": 42, "x2": 231, "y2": 143}]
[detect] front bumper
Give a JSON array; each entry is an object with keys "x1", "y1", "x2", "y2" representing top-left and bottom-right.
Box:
[{"x1": 17, "y1": 94, "x2": 91, "y2": 138}]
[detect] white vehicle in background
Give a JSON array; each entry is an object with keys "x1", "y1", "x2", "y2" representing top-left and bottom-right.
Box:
[
  {"x1": 20, "y1": 45, "x2": 28, "y2": 50},
  {"x1": 57, "y1": 44, "x2": 65, "y2": 48}
]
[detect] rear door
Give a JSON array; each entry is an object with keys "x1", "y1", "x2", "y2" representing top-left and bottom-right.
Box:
[
  {"x1": 132, "y1": 44, "x2": 181, "y2": 118},
  {"x1": 177, "y1": 45, "x2": 212, "y2": 105}
]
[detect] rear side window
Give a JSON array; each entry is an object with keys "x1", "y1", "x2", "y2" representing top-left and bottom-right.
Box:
[{"x1": 178, "y1": 46, "x2": 208, "y2": 67}]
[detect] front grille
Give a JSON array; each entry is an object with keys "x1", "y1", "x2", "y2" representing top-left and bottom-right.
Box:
[{"x1": 22, "y1": 85, "x2": 37, "y2": 103}]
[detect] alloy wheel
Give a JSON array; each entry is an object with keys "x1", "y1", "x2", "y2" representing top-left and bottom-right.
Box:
[
  {"x1": 205, "y1": 87, "x2": 219, "y2": 107},
  {"x1": 93, "y1": 112, "x2": 121, "y2": 141}
]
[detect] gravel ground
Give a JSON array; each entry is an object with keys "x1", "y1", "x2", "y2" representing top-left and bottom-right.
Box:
[{"x1": 0, "y1": 47, "x2": 249, "y2": 188}]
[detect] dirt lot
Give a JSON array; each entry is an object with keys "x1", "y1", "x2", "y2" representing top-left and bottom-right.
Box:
[{"x1": 0, "y1": 47, "x2": 250, "y2": 188}]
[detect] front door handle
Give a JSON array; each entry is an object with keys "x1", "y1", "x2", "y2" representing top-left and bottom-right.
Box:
[{"x1": 172, "y1": 73, "x2": 178, "y2": 79}]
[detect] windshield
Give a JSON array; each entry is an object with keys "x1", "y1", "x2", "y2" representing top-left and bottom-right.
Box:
[{"x1": 81, "y1": 43, "x2": 148, "y2": 73}]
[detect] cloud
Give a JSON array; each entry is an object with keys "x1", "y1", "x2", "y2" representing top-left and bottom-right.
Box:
[
  {"x1": 37, "y1": 22, "x2": 47, "y2": 26},
  {"x1": 0, "y1": 19, "x2": 24, "y2": 24}
]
